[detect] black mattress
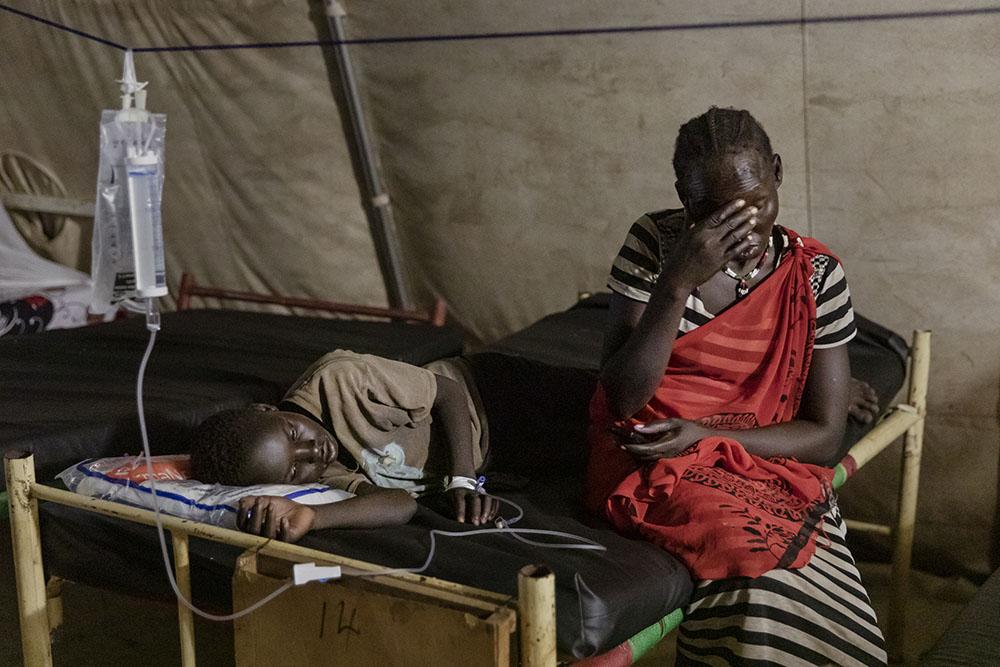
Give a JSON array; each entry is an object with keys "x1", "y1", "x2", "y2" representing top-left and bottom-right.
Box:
[
  {"x1": 487, "y1": 294, "x2": 609, "y2": 372},
  {"x1": 1, "y1": 309, "x2": 463, "y2": 490}
]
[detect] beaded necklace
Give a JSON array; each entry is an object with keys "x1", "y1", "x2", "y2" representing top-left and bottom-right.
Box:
[{"x1": 723, "y1": 236, "x2": 774, "y2": 298}]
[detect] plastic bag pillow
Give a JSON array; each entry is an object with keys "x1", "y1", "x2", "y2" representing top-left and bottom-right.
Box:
[{"x1": 58, "y1": 455, "x2": 353, "y2": 530}]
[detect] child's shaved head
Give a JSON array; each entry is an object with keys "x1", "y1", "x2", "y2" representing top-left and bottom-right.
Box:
[
  {"x1": 190, "y1": 406, "x2": 340, "y2": 486},
  {"x1": 189, "y1": 408, "x2": 276, "y2": 485}
]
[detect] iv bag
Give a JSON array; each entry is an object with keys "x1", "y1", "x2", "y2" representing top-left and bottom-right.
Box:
[{"x1": 91, "y1": 110, "x2": 167, "y2": 313}]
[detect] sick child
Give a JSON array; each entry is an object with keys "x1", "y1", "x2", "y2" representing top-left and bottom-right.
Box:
[{"x1": 189, "y1": 350, "x2": 498, "y2": 543}]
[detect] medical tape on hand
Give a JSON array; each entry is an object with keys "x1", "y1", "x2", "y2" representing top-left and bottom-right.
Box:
[{"x1": 446, "y1": 475, "x2": 478, "y2": 492}]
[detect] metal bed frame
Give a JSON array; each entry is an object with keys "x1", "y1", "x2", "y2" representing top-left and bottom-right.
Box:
[
  {"x1": 6, "y1": 330, "x2": 929, "y2": 666},
  {"x1": 176, "y1": 272, "x2": 447, "y2": 327}
]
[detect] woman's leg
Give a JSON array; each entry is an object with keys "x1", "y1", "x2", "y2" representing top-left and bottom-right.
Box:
[{"x1": 676, "y1": 504, "x2": 887, "y2": 666}]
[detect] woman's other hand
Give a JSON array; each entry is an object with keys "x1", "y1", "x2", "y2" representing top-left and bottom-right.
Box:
[
  {"x1": 237, "y1": 495, "x2": 316, "y2": 542},
  {"x1": 618, "y1": 418, "x2": 711, "y2": 462},
  {"x1": 659, "y1": 199, "x2": 759, "y2": 293},
  {"x1": 447, "y1": 488, "x2": 498, "y2": 526},
  {"x1": 848, "y1": 378, "x2": 880, "y2": 424}
]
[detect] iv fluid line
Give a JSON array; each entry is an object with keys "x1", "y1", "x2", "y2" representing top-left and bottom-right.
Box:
[
  {"x1": 136, "y1": 304, "x2": 291, "y2": 621},
  {"x1": 353, "y1": 518, "x2": 605, "y2": 580},
  {"x1": 134, "y1": 301, "x2": 604, "y2": 621}
]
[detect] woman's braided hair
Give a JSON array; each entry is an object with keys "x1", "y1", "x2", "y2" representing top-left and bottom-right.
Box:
[
  {"x1": 189, "y1": 408, "x2": 275, "y2": 485},
  {"x1": 672, "y1": 107, "x2": 774, "y2": 187}
]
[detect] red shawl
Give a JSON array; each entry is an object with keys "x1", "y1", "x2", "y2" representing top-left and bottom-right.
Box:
[{"x1": 586, "y1": 229, "x2": 835, "y2": 579}]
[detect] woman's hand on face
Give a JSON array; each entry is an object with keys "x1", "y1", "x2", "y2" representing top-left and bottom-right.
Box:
[
  {"x1": 617, "y1": 418, "x2": 711, "y2": 462},
  {"x1": 659, "y1": 199, "x2": 760, "y2": 293},
  {"x1": 237, "y1": 495, "x2": 316, "y2": 543}
]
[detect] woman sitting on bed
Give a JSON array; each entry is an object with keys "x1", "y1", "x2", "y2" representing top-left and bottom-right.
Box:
[
  {"x1": 588, "y1": 107, "x2": 887, "y2": 666},
  {"x1": 189, "y1": 351, "x2": 499, "y2": 542}
]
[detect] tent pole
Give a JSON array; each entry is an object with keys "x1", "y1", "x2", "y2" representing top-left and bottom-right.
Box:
[{"x1": 325, "y1": 0, "x2": 413, "y2": 310}]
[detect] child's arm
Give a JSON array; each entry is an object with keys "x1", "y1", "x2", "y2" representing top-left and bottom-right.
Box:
[
  {"x1": 432, "y1": 373, "x2": 477, "y2": 478},
  {"x1": 236, "y1": 483, "x2": 417, "y2": 543},
  {"x1": 431, "y1": 373, "x2": 497, "y2": 525}
]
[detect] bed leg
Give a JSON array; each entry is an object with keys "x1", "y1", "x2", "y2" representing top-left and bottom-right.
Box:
[
  {"x1": 4, "y1": 452, "x2": 53, "y2": 667},
  {"x1": 517, "y1": 565, "x2": 556, "y2": 667},
  {"x1": 45, "y1": 577, "x2": 65, "y2": 638},
  {"x1": 888, "y1": 330, "x2": 930, "y2": 664},
  {"x1": 171, "y1": 531, "x2": 197, "y2": 667}
]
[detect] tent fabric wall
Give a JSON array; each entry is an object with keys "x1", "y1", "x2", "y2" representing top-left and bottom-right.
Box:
[
  {"x1": 0, "y1": 0, "x2": 385, "y2": 310},
  {"x1": 343, "y1": 0, "x2": 811, "y2": 343},
  {"x1": 340, "y1": 0, "x2": 999, "y2": 576},
  {"x1": 802, "y1": 0, "x2": 1000, "y2": 576},
  {"x1": 1, "y1": 1, "x2": 997, "y2": 575}
]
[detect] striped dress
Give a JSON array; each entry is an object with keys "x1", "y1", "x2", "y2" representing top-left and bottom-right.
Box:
[{"x1": 608, "y1": 211, "x2": 886, "y2": 666}]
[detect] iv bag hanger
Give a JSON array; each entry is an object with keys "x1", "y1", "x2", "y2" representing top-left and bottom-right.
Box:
[{"x1": 117, "y1": 50, "x2": 150, "y2": 122}]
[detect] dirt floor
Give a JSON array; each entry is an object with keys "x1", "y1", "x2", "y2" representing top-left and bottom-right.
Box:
[{"x1": 0, "y1": 519, "x2": 980, "y2": 666}]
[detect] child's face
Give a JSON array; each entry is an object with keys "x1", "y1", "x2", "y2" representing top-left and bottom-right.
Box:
[
  {"x1": 681, "y1": 151, "x2": 782, "y2": 263},
  {"x1": 242, "y1": 411, "x2": 339, "y2": 485}
]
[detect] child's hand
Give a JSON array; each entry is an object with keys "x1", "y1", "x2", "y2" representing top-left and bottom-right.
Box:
[
  {"x1": 236, "y1": 495, "x2": 316, "y2": 543},
  {"x1": 447, "y1": 488, "x2": 499, "y2": 526}
]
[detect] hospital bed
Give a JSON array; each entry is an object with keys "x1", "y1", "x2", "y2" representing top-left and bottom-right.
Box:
[{"x1": 5, "y1": 293, "x2": 930, "y2": 666}]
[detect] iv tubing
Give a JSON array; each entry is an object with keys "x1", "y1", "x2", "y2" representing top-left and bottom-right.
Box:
[{"x1": 137, "y1": 301, "x2": 293, "y2": 621}]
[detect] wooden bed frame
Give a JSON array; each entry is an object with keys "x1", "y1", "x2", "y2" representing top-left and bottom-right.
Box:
[{"x1": 5, "y1": 330, "x2": 930, "y2": 666}]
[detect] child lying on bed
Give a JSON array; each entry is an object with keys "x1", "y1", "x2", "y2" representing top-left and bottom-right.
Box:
[{"x1": 189, "y1": 350, "x2": 498, "y2": 543}]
